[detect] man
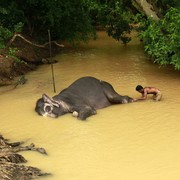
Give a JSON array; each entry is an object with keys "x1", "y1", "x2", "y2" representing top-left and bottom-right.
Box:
[{"x1": 135, "y1": 85, "x2": 162, "y2": 101}]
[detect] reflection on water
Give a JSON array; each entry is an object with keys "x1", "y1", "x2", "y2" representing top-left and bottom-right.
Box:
[{"x1": 0, "y1": 31, "x2": 180, "y2": 180}]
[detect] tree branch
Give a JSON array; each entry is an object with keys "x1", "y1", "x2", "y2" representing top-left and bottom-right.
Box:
[
  {"x1": 2, "y1": 32, "x2": 64, "y2": 54},
  {"x1": 134, "y1": 0, "x2": 159, "y2": 20}
]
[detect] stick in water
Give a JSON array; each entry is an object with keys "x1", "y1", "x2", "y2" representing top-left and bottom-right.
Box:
[{"x1": 48, "y1": 30, "x2": 56, "y2": 93}]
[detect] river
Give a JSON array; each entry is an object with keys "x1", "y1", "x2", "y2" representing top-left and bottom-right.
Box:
[{"x1": 0, "y1": 31, "x2": 180, "y2": 180}]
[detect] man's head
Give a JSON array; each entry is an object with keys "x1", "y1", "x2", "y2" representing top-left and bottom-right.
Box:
[{"x1": 136, "y1": 85, "x2": 143, "y2": 92}]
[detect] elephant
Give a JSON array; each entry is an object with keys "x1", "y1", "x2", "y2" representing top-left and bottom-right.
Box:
[{"x1": 35, "y1": 76, "x2": 134, "y2": 120}]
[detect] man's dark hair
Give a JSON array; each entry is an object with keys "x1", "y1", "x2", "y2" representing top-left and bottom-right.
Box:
[{"x1": 136, "y1": 85, "x2": 143, "y2": 91}]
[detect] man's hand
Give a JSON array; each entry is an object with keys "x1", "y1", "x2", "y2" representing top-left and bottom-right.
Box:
[{"x1": 132, "y1": 98, "x2": 138, "y2": 102}]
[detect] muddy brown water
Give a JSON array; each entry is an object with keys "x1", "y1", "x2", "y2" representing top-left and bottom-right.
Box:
[{"x1": 0, "y1": 31, "x2": 180, "y2": 180}]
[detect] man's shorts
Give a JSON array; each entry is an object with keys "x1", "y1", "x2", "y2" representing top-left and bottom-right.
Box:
[{"x1": 153, "y1": 91, "x2": 162, "y2": 101}]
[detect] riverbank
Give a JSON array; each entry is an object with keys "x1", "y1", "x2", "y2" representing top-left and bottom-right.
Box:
[{"x1": 0, "y1": 38, "x2": 60, "y2": 86}]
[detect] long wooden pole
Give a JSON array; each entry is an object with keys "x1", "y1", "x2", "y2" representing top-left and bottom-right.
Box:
[{"x1": 48, "y1": 30, "x2": 56, "y2": 93}]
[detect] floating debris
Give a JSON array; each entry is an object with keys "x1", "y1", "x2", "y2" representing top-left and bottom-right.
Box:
[{"x1": 14, "y1": 75, "x2": 27, "y2": 88}]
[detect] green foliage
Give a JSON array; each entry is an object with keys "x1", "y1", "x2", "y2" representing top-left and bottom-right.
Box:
[
  {"x1": 138, "y1": 8, "x2": 180, "y2": 70},
  {"x1": 98, "y1": 0, "x2": 133, "y2": 44},
  {"x1": 0, "y1": 22, "x2": 23, "y2": 54},
  {"x1": 1, "y1": 0, "x2": 178, "y2": 71},
  {"x1": 8, "y1": 47, "x2": 22, "y2": 63},
  {"x1": 14, "y1": 22, "x2": 24, "y2": 33},
  {"x1": 15, "y1": 0, "x2": 96, "y2": 42},
  {"x1": 0, "y1": 1, "x2": 24, "y2": 52},
  {"x1": 151, "y1": 0, "x2": 179, "y2": 15},
  {"x1": 0, "y1": 1, "x2": 25, "y2": 30},
  {"x1": 0, "y1": 26, "x2": 12, "y2": 49},
  {"x1": 1, "y1": 0, "x2": 134, "y2": 45},
  {"x1": 0, "y1": 0, "x2": 96, "y2": 44}
]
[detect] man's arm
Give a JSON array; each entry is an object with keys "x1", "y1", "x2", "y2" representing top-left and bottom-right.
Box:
[{"x1": 138, "y1": 90, "x2": 148, "y2": 100}]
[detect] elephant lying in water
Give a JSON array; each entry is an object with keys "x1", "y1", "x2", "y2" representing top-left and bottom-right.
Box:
[{"x1": 35, "y1": 76, "x2": 134, "y2": 120}]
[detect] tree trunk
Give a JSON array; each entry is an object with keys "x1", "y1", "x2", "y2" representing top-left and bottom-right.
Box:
[{"x1": 134, "y1": 0, "x2": 159, "y2": 20}]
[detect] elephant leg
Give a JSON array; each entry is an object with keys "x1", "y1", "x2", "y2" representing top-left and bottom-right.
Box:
[
  {"x1": 101, "y1": 81, "x2": 132, "y2": 104},
  {"x1": 73, "y1": 106, "x2": 97, "y2": 120}
]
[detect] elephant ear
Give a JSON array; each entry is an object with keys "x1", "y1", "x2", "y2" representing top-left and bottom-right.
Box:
[{"x1": 42, "y1": 94, "x2": 60, "y2": 107}]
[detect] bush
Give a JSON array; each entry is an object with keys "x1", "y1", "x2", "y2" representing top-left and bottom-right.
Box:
[{"x1": 139, "y1": 8, "x2": 180, "y2": 70}]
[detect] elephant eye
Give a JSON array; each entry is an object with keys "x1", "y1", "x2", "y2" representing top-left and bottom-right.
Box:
[{"x1": 44, "y1": 104, "x2": 53, "y2": 113}]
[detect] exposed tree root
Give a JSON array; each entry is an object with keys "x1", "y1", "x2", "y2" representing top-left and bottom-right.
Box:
[{"x1": 0, "y1": 134, "x2": 50, "y2": 179}]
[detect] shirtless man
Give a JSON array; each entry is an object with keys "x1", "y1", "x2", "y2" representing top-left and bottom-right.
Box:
[{"x1": 135, "y1": 85, "x2": 162, "y2": 101}]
